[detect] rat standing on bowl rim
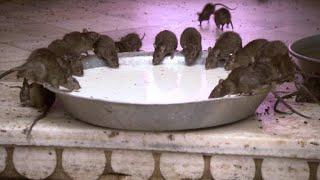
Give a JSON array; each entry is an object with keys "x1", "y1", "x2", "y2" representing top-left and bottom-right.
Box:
[
  {"x1": 180, "y1": 27, "x2": 202, "y2": 66},
  {"x1": 48, "y1": 39, "x2": 84, "y2": 77},
  {"x1": 115, "y1": 33, "x2": 145, "y2": 52},
  {"x1": 63, "y1": 30, "x2": 100, "y2": 56},
  {"x1": 0, "y1": 48, "x2": 80, "y2": 90},
  {"x1": 93, "y1": 35, "x2": 119, "y2": 68},
  {"x1": 205, "y1": 31, "x2": 242, "y2": 69},
  {"x1": 225, "y1": 39, "x2": 269, "y2": 70},
  {"x1": 152, "y1": 30, "x2": 178, "y2": 65}
]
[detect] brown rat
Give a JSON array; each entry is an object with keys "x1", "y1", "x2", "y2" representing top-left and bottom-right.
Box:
[
  {"x1": 21, "y1": 81, "x2": 56, "y2": 138},
  {"x1": 93, "y1": 35, "x2": 119, "y2": 68},
  {"x1": 255, "y1": 41, "x2": 296, "y2": 83},
  {"x1": 82, "y1": 28, "x2": 101, "y2": 45},
  {"x1": 214, "y1": 8, "x2": 233, "y2": 31},
  {"x1": 153, "y1": 30, "x2": 178, "y2": 65},
  {"x1": 0, "y1": 48, "x2": 80, "y2": 90},
  {"x1": 63, "y1": 31, "x2": 98, "y2": 56},
  {"x1": 205, "y1": 31, "x2": 242, "y2": 69},
  {"x1": 197, "y1": 3, "x2": 236, "y2": 26},
  {"x1": 225, "y1": 39, "x2": 269, "y2": 70},
  {"x1": 10, "y1": 78, "x2": 31, "y2": 107},
  {"x1": 180, "y1": 27, "x2": 202, "y2": 66},
  {"x1": 115, "y1": 33, "x2": 145, "y2": 52},
  {"x1": 48, "y1": 39, "x2": 84, "y2": 77},
  {"x1": 209, "y1": 63, "x2": 273, "y2": 98}
]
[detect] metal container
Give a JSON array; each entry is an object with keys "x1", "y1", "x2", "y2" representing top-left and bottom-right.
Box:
[
  {"x1": 47, "y1": 52, "x2": 269, "y2": 131},
  {"x1": 289, "y1": 34, "x2": 320, "y2": 76}
]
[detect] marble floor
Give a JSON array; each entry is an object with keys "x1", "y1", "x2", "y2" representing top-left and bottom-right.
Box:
[{"x1": 0, "y1": 0, "x2": 319, "y2": 75}]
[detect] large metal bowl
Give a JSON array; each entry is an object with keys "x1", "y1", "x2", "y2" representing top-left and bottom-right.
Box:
[
  {"x1": 47, "y1": 52, "x2": 269, "y2": 131},
  {"x1": 289, "y1": 34, "x2": 320, "y2": 76}
]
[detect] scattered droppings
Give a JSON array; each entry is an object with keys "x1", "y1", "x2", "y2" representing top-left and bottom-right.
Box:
[
  {"x1": 48, "y1": 152, "x2": 52, "y2": 155},
  {"x1": 244, "y1": 144, "x2": 249, "y2": 148},
  {"x1": 303, "y1": 121, "x2": 308, "y2": 124},
  {"x1": 0, "y1": 130, "x2": 6, "y2": 133},
  {"x1": 109, "y1": 131, "x2": 119, "y2": 138},
  {"x1": 167, "y1": 134, "x2": 175, "y2": 141},
  {"x1": 310, "y1": 142, "x2": 319, "y2": 146},
  {"x1": 259, "y1": 126, "x2": 262, "y2": 129}
]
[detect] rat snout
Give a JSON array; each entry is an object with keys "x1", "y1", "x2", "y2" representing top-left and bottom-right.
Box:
[
  {"x1": 152, "y1": 58, "x2": 161, "y2": 65},
  {"x1": 185, "y1": 57, "x2": 194, "y2": 66},
  {"x1": 71, "y1": 61, "x2": 84, "y2": 76},
  {"x1": 205, "y1": 59, "x2": 215, "y2": 70},
  {"x1": 152, "y1": 52, "x2": 164, "y2": 65},
  {"x1": 107, "y1": 58, "x2": 119, "y2": 68}
]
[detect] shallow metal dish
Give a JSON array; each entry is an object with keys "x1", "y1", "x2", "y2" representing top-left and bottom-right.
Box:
[
  {"x1": 47, "y1": 52, "x2": 269, "y2": 131},
  {"x1": 289, "y1": 34, "x2": 320, "y2": 76}
]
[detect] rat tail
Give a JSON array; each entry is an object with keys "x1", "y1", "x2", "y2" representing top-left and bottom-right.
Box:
[
  {"x1": 271, "y1": 90, "x2": 311, "y2": 119},
  {"x1": 26, "y1": 107, "x2": 50, "y2": 139},
  {"x1": 273, "y1": 91, "x2": 299, "y2": 114},
  {"x1": 9, "y1": 86, "x2": 22, "y2": 89},
  {"x1": 0, "y1": 66, "x2": 25, "y2": 80},
  {"x1": 212, "y1": 3, "x2": 237, "y2": 10},
  {"x1": 140, "y1": 33, "x2": 146, "y2": 41}
]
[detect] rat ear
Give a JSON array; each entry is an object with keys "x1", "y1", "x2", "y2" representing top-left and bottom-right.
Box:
[
  {"x1": 82, "y1": 28, "x2": 88, "y2": 33},
  {"x1": 219, "y1": 79, "x2": 224, "y2": 84},
  {"x1": 153, "y1": 43, "x2": 156, "y2": 48}
]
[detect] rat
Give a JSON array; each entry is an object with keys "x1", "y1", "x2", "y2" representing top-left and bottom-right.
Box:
[
  {"x1": 48, "y1": 39, "x2": 84, "y2": 77},
  {"x1": 253, "y1": 41, "x2": 313, "y2": 118},
  {"x1": 63, "y1": 30, "x2": 99, "y2": 56},
  {"x1": 0, "y1": 48, "x2": 80, "y2": 90},
  {"x1": 93, "y1": 35, "x2": 119, "y2": 68},
  {"x1": 10, "y1": 79, "x2": 56, "y2": 137},
  {"x1": 82, "y1": 28, "x2": 101, "y2": 45},
  {"x1": 209, "y1": 39, "x2": 312, "y2": 118},
  {"x1": 209, "y1": 63, "x2": 273, "y2": 98},
  {"x1": 22, "y1": 81, "x2": 56, "y2": 138},
  {"x1": 225, "y1": 39, "x2": 269, "y2": 70},
  {"x1": 115, "y1": 33, "x2": 145, "y2": 52},
  {"x1": 10, "y1": 78, "x2": 31, "y2": 107},
  {"x1": 197, "y1": 3, "x2": 236, "y2": 26},
  {"x1": 214, "y1": 8, "x2": 234, "y2": 31},
  {"x1": 152, "y1": 30, "x2": 178, "y2": 65},
  {"x1": 205, "y1": 31, "x2": 242, "y2": 69},
  {"x1": 255, "y1": 41, "x2": 296, "y2": 83},
  {"x1": 180, "y1": 27, "x2": 202, "y2": 66}
]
